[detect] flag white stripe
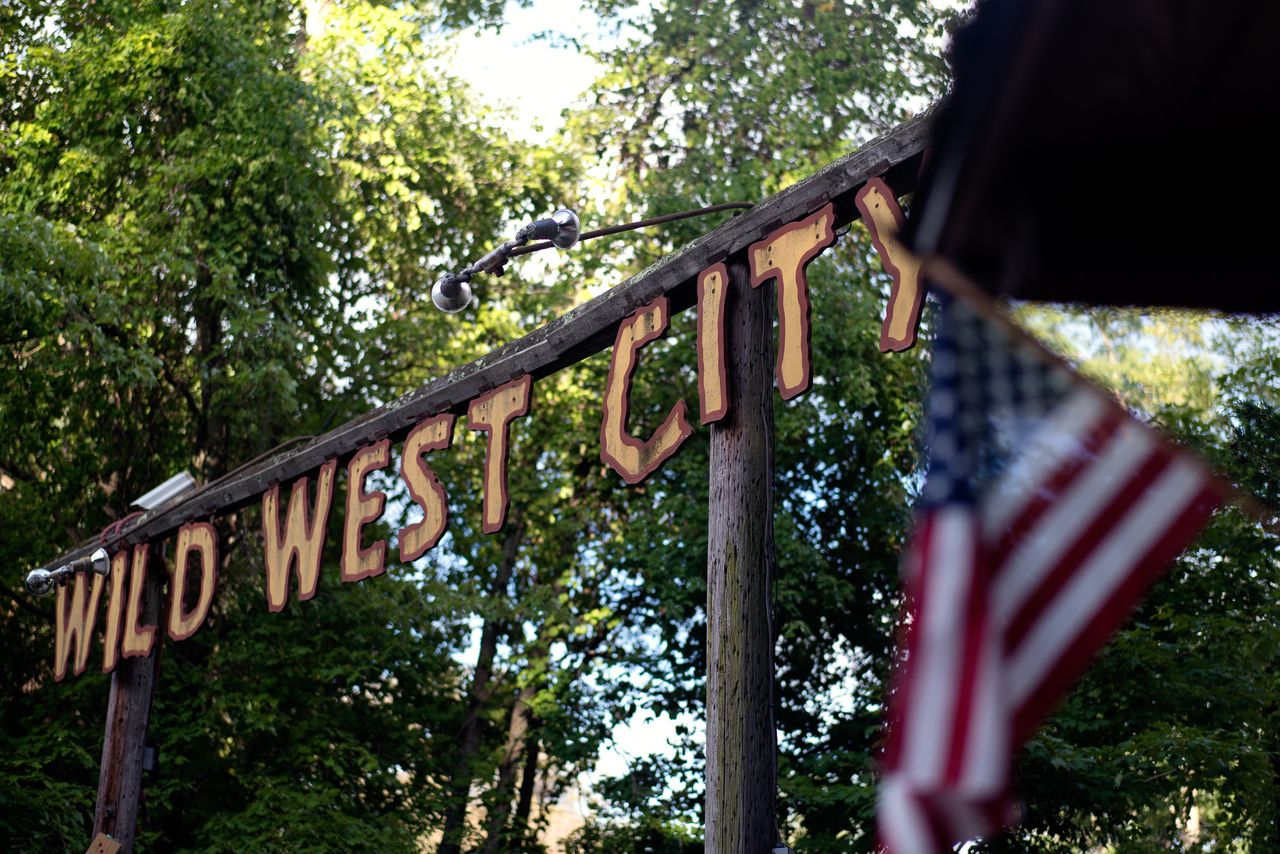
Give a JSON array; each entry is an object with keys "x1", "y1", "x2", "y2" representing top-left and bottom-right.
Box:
[
  {"x1": 961, "y1": 633, "x2": 1007, "y2": 793},
  {"x1": 1006, "y1": 458, "x2": 1206, "y2": 707},
  {"x1": 992, "y1": 422, "x2": 1155, "y2": 625},
  {"x1": 982, "y1": 391, "x2": 1109, "y2": 539},
  {"x1": 903, "y1": 508, "x2": 972, "y2": 786},
  {"x1": 879, "y1": 778, "x2": 935, "y2": 854}
]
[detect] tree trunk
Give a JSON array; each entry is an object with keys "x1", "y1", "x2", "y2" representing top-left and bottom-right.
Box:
[
  {"x1": 513, "y1": 732, "x2": 540, "y2": 839},
  {"x1": 438, "y1": 521, "x2": 524, "y2": 854},
  {"x1": 704, "y1": 253, "x2": 777, "y2": 852},
  {"x1": 480, "y1": 679, "x2": 538, "y2": 854}
]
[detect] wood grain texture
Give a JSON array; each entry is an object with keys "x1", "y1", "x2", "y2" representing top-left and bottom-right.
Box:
[
  {"x1": 85, "y1": 833, "x2": 122, "y2": 854},
  {"x1": 36, "y1": 114, "x2": 930, "y2": 573},
  {"x1": 94, "y1": 543, "x2": 163, "y2": 853},
  {"x1": 705, "y1": 254, "x2": 777, "y2": 852}
]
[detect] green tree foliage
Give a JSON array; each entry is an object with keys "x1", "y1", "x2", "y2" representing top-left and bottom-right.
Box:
[
  {"x1": 7, "y1": 0, "x2": 1276, "y2": 851},
  {"x1": 578, "y1": 0, "x2": 946, "y2": 211},
  {"x1": 1, "y1": 0, "x2": 564, "y2": 849}
]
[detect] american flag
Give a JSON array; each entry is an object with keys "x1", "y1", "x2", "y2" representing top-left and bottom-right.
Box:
[{"x1": 877, "y1": 294, "x2": 1226, "y2": 852}]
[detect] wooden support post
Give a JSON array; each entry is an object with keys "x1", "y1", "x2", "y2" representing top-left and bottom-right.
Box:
[
  {"x1": 93, "y1": 544, "x2": 163, "y2": 852},
  {"x1": 706, "y1": 253, "x2": 777, "y2": 852}
]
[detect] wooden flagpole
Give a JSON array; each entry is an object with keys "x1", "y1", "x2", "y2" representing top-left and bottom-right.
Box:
[{"x1": 705, "y1": 253, "x2": 778, "y2": 851}]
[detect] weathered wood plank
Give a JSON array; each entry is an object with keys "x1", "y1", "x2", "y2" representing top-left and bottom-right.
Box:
[{"x1": 37, "y1": 113, "x2": 930, "y2": 571}]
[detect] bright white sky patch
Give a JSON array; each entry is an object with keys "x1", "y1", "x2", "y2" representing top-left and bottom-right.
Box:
[{"x1": 447, "y1": 0, "x2": 603, "y2": 140}]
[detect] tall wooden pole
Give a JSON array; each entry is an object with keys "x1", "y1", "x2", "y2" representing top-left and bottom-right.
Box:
[
  {"x1": 706, "y1": 253, "x2": 777, "y2": 852},
  {"x1": 93, "y1": 544, "x2": 163, "y2": 852}
]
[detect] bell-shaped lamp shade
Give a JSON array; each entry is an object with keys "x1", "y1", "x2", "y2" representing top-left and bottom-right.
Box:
[
  {"x1": 523, "y1": 208, "x2": 581, "y2": 249},
  {"x1": 25, "y1": 568, "x2": 54, "y2": 597},
  {"x1": 549, "y1": 208, "x2": 580, "y2": 249},
  {"x1": 88, "y1": 547, "x2": 110, "y2": 576},
  {"x1": 432, "y1": 276, "x2": 473, "y2": 314}
]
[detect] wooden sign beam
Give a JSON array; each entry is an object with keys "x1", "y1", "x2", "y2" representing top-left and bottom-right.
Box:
[{"x1": 31, "y1": 112, "x2": 930, "y2": 575}]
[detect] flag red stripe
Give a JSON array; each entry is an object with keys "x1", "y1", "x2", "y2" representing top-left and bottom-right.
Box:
[
  {"x1": 944, "y1": 524, "x2": 985, "y2": 784},
  {"x1": 988, "y1": 411, "x2": 1125, "y2": 574},
  {"x1": 1011, "y1": 484, "x2": 1221, "y2": 741},
  {"x1": 1002, "y1": 444, "x2": 1174, "y2": 654}
]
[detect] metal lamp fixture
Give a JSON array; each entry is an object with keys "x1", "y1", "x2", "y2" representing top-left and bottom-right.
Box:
[
  {"x1": 25, "y1": 547, "x2": 110, "y2": 597},
  {"x1": 522, "y1": 208, "x2": 580, "y2": 249},
  {"x1": 130, "y1": 471, "x2": 197, "y2": 511},
  {"x1": 431, "y1": 208, "x2": 581, "y2": 315},
  {"x1": 430, "y1": 203, "x2": 751, "y2": 314},
  {"x1": 24, "y1": 471, "x2": 199, "y2": 597},
  {"x1": 431, "y1": 275, "x2": 474, "y2": 315}
]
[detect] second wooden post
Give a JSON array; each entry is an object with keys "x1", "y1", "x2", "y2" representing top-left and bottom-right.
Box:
[{"x1": 705, "y1": 252, "x2": 777, "y2": 851}]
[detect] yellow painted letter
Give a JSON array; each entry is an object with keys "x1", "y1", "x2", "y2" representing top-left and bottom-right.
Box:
[
  {"x1": 121, "y1": 544, "x2": 157, "y2": 661},
  {"x1": 749, "y1": 203, "x2": 836, "y2": 399},
  {"x1": 54, "y1": 570, "x2": 104, "y2": 681},
  {"x1": 102, "y1": 550, "x2": 128, "y2": 673},
  {"x1": 468, "y1": 376, "x2": 533, "y2": 534},
  {"x1": 854, "y1": 178, "x2": 923, "y2": 352},
  {"x1": 342, "y1": 439, "x2": 391, "y2": 583},
  {"x1": 261, "y1": 460, "x2": 337, "y2": 612},
  {"x1": 168, "y1": 523, "x2": 218, "y2": 641},
  {"x1": 399, "y1": 414, "x2": 455, "y2": 561},
  {"x1": 600, "y1": 296, "x2": 694, "y2": 484},
  {"x1": 697, "y1": 263, "x2": 730, "y2": 425}
]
